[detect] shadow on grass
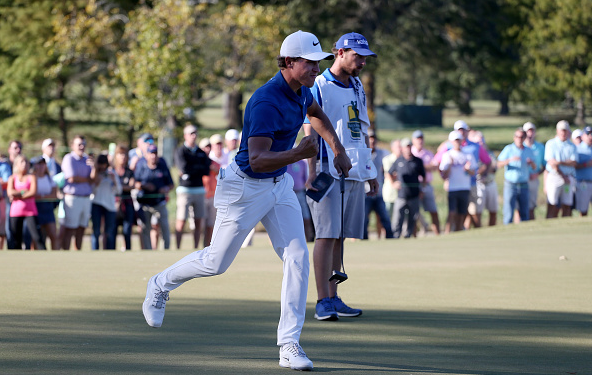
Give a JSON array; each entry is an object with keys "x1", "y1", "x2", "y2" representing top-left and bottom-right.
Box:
[{"x1": 1, "y1": 298, "x2": 590, "y2": 375}]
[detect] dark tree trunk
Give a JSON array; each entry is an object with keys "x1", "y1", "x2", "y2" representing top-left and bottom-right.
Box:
[
  {"x1": 57, "y1": 79, "x2": 68, "y2": 152},
  {"x1": 224, "y1": 90, "x2": 243, "y2": 129},
  {"x1": 575, "y1": 97, "x2": 586, "y2": 126},
  {"x1": 457, "y1": 88, "x2": 473, "y2": 115},
  {"x1": 499, "y1": 91, "x2": 510, "y2": 116}
]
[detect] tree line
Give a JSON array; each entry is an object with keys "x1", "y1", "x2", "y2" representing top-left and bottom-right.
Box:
[{"x1": 1, "y1": 0, "x2": 590, "y2": 147}]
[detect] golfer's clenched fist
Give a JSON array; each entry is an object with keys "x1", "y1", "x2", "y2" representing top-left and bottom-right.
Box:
[{"x1": 296, "y1": 135, "x2": 319, "y2": 159}]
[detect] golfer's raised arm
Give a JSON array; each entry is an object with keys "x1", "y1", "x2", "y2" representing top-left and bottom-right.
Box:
[{"x1": 306, "y1": 99, "x2": 352, "y2": 177}]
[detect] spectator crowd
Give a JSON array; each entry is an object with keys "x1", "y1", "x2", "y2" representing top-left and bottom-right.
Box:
[{"x1": 0, "y1": 119, "x2": 590, "y2": 250}]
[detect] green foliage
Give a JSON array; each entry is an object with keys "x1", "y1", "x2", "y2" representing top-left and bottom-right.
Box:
[{"x1": 511, "y1": 0, "x2": 592, "y2": 122}]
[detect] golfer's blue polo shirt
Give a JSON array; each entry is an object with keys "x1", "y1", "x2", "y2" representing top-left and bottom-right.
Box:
[{"x1": 235, "y1": 70, "x2": 313, "y2": 179}]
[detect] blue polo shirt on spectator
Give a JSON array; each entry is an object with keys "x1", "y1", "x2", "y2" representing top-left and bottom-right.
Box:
[
  {"x1": 134, "y1": 157, "x2": 174, "y2": 207},
  {"x1": 576, "y1": 142, "x2": 592, "y2": 181},
  {"x1": 498, "y1": 143, "x2": 535, "y2": 183},
  {"x1": 525, "y1": 141, "x2": 545, "y2": 174},
  {"x1": 545, "y1": 137, "x2": 577, "y2": 176},
  {"x1": 234, "y1": 70, "x2": 313, "y2": 179}
]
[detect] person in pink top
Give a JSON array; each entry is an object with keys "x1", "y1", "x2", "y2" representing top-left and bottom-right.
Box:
[{"x1": 7, "y1": 155, "x2": 45, "y2": 250}]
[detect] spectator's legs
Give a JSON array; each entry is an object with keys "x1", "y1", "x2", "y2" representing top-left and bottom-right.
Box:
[
  {"x1": 8, "y1": 216, "x2": 23, "y2": 249},
  {"x1": 25, "y1": 216, "x2": 45, "y2": 250},
  {"x1": 175, "y1": 219, "x2": 185, "y2": 249},
  {"x1": 91, "y1": 203, "x2": 102, "y2": 250},
  {"x1": 141, "y1": 206, "x2": 153, "y2": 249},
  {"x1": 156, "y1": 203, "x2": 170, "y2": 249},
  {"x1": 375, "y1": 196, "x2": 394, "y2": 238},
  {"x1": 518, "y1": 184, "x2": 530, "y2": 222},
  {"x1": 104, "y1": 210, "x2": 117, "y2": 249}
]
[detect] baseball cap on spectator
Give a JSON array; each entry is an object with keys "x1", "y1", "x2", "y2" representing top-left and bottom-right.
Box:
[
  {"x1": 453, "y1": 120, "x2": 469, "y2": 131},
  {"x1": 583, "y1": 126, "x2": 592, "y2": 135},
  {"x1": 572, "y1": 129, "x2": 583, "y2": 140},
  {"x1": 335, "y1": 32, "x2": 377, "y2": 57},
  {"x1": 400, "y1": 138, "x2": 412, "y2": 147},
  {"x1": 30, "y1": 156, "x2": 46, "y2": 165},
  {"x1": 449, "y1": 130, "x2": 464, "y2": 141},
  {"x1": 41, "y1": 138, "x2": 55, "y2": 150},
  {"x1": 147, "y1": 144, "x2": 157, "y2": 154},
  {"x1": 225, "y1": 129, "x2": 240, "y2": 141},
  {"x1": 184, "y1": 124, "x2": 197, "y2": 134},
  {"x1": 280, "y1": 30, "x2": 334, "y2": 61},
  {"x1": 367, "y1": 129, "x2": 376, "y2": 138},
  {"x1": 556, "y1": 120, "x2": 570, "y2": 131},
  {"x1": 523, "y1": 122, "x2": 536, "y2": 132},
  {"x1": 210, "y1": 134, "x2": 223, "y2": 144},
  {"x1": 199, "y1": 138, "x2": 211, "y2": 149},
  {"x1": 139, "y1": 133, "x2": 154, "y2": 142},
  {"x1": 412, "y1": 130, "x2": 424, "y2": 139}
]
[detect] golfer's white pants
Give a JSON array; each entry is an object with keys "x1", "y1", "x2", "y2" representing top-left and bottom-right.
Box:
[{"x1": 154, "y1": 163, "x2": 309, "y2": 346}]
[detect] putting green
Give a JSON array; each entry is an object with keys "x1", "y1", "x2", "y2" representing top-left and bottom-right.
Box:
[{"x1": 1, "y1": 217, "x2": 591, "y2": 374}]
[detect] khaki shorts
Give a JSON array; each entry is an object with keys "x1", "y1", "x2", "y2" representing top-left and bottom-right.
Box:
[
  {"x1": 307, "y1": 178, "x2": 365, "y2": 239},
  {"x1": 546, "y1": 173, "x2": 575, "y2": 206},
  {"x1": 63, "y1": 195, "x2": 91, "y2": 229},
  {"x1": 528, "y1": 178, "x2": 540, "y2": 210},
  {"x1": 575, "y1": 181, "x2": 592, "y2": 213},
  {"x1": 479, "y1": 181, "x2": 498, "y2": 213},
  {"x1": 176, "y1": 192, "x2": 206, "y2": 220}
]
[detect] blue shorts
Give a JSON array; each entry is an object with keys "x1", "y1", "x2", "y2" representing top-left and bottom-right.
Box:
[
  {"x1": 36, "y1": 201, "x2": 56, "y2": 225},
  {"x1": 448, "y1": 190, "x2": 470, "y2": 215}
]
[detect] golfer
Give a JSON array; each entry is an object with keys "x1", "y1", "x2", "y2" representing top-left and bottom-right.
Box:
[{"x1": 143, "y1": 30, "x2": 351, "y2": 371}]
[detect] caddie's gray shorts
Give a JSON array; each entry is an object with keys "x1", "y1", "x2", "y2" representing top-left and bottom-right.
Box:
[{"x1": 307, "y1": 169, "x2": 365, "y2": 239}]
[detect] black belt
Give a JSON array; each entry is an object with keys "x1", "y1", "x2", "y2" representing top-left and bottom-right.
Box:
[{"x1": 230, "y1": 162, "x2": 284, "y2": 183}]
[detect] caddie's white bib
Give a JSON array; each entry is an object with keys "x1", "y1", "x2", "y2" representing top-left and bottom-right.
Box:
[{"x1": 316, "y1": 74, "x2": 377, "y2": 182}]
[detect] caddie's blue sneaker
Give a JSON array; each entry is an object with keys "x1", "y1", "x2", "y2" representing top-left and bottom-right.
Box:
[
  {"x1": 331, "y1": 295, "x2": 362, "y2": 317},
  {"x1": 142, "y1": 274, "x2": 169, "y2": 328},
  {"x1": 314, "y1": 297, "x2": 339, "y2": 321},
  {"x1": 279, "y1": 342, "x2": 313, "y2": 371}
]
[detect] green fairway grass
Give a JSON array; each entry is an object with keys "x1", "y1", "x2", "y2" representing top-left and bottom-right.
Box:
[{"x1": 1, "y1": 217, "x2": 591, "y2": 374}]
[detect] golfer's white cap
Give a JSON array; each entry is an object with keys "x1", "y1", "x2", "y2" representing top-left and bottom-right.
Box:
[
  {"x1": 523, "y1": 122, "x2": 536, "y2": 132},
  {"x1": 449, "y1": 130, "x2": 464, "y2": 141},
  {"x1": 557, "y1": 120, "x2": 571, "y2": 131},
  {"x1": 280, "y1": 31, "x2": 334, "y2": 62},
  {"x1": 572, "y1": 128, "x2": 583, "y2": 139},
  {"x1": 453, "y1": 120, "x2": 469, "y2": 131}
]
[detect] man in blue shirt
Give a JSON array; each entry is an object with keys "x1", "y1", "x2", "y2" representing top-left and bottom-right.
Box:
[
  {"x1": 498, "y1": 128, "x2": 536, "y2": 224},
  {"x1": 523, "y1": 122, "x2": 545, "y2": 220},
  {"x1": 142, "y1": 30, "x2": 351, "y2": 371},
  {"x1": 575, "y1": 126, "x2": 592, "y2": 215},
  {"x1": 545, "y1": 120, "x2": 578, "y2": 218}
]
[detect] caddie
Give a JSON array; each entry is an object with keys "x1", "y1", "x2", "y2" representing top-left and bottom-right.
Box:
[{"x1": 304, "y1": 32, "x2": 378, "y2": 322}]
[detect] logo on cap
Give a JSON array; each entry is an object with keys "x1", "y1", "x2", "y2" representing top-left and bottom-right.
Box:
[{"x1": 313, "y1": 41, "x2": 319, "y2": 46}]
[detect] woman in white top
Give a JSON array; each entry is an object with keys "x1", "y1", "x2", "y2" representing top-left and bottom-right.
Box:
[
  {"x1": 32, "y1": 157, "x2": 58, "y2": 249},
  {"x1": 439, "y1": 131, "x2": 476, "y2": 233},
  {"x1": 90, "y1": 154, "x2": 122, "y2": 250}
]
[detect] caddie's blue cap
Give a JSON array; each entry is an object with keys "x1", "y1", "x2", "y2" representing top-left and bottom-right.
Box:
[{"x1": 335, "y1": 32, "x2": 377, "y2": 57}]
